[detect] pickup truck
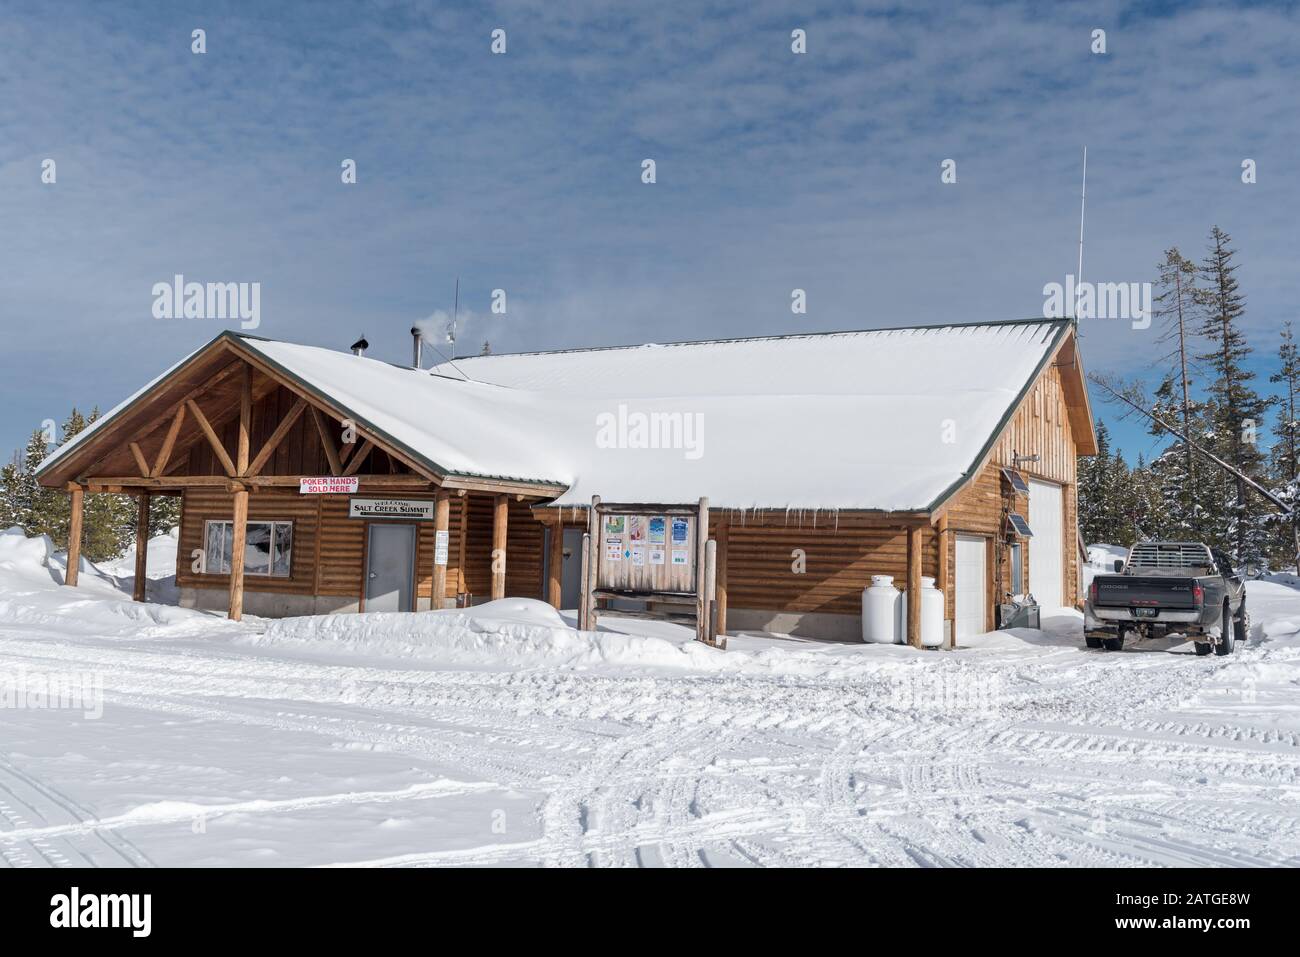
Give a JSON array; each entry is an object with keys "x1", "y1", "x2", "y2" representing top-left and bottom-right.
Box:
[{"x1": 1084, "y1": 541, "x2": 1247, "y2": 656}]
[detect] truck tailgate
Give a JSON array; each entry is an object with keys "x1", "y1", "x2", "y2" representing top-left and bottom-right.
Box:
[{"x1": 1093, "y1": 576, "x2": 1198, "y2": 609}]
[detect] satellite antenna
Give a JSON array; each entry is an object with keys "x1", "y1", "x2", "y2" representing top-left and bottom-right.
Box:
[{"x1": 1073, "y1": 146, "x2": 1087, "y2": 332}]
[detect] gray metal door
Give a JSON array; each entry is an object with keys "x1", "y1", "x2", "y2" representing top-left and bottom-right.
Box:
[
  {"x1": 365, "y1": 524, "x2": 417, "y2": 612},
  {"x1": 561, "y1": 527, "x2": 584, "y2": 609}
]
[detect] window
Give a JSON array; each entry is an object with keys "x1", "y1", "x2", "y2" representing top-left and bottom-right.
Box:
[
  {"x1": 203, "y1": 520, "x2": 293, "y2": 577},
  {"x1": 1009, "y1": 543, "x2": 1024, "y2": 596}
]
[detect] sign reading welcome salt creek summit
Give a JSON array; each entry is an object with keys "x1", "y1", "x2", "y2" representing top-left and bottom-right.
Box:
[
  {"x1": 348, "y1": 498, "x2": 436, "y2": 521},
  {"x1": 299, "y1": 476, "x2": 359, "y2": 494}
]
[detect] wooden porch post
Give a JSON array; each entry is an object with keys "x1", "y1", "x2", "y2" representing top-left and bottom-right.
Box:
[
  {"x1": 715, "y1": 516, "x2": 729, "y2": 636},
  {"x1": 237, "y1": 364, "x2": 251, "y2": 475},
  {"x1": 937, "y1": 513, "x2": 951, "y2": 648},
  {"x1": 228, "y1": 485, "x2": 248, "y2": 621},
  {"x1": 906, "y1": 522, "x2": 923, "y2": 648},
  {"x1": 65, "y1": 486, "x2": 84, "y2": 587},
  {"x1": 491, "y1": 493, "x2": 508, "y2": 600},
  {"x1": 432, "y1": 489, "x2": 450, "y2": 610},
  {"x1": 695, "y1": 497, "x2": 710, "y2": 641},
  {"x1": 133, "y1": 492, "x2": 151, "y2": 603},
  {"x1": 546, "y1": 513, "x2": 564, "y2": 608}
]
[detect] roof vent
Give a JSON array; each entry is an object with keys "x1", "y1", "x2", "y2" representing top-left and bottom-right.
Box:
[
  {"x1": 410, "y1": 326, "x2": 424, "y2": 369},
  {"x1": 350, "y1": 336, "x2": 369, "y2": 356}
]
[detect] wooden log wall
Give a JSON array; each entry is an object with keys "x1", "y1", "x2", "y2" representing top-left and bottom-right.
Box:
[
  {"x1": 177, "y1": 487, "x2": 545, "y2": 605},
  {"x1": 711, "y1": 515, "x2": 937, "y2": 617},
  {"x1": 942, "y1": 357, "x2": 1083, "y2": 617}
]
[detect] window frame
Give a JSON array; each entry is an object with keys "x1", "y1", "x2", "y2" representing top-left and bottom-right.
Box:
[{"x1": 202, "y1": 519, "x2": 294, "y2": 578}]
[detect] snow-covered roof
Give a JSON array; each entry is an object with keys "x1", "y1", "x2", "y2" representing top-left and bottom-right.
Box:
[
  {"x1": 441, "y1": 320, "x2": 1069, "y2": 510},
  {"x1": 40, "y1": 319, "x2": 1073, "y2": 512}
]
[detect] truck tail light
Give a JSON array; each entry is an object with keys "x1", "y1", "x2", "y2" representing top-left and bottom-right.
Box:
[
  {"x1": 1089, "y1": 580, "x2": 1099, "y2": 603},
  {"x1": 1192, "y1": 583, "x2": 1204, "y2": 606}
]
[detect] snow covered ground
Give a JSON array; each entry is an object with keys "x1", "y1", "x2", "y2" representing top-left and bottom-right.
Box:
[{"x1": 2, "y1": 526, "x2": 1299, "y2": 867}]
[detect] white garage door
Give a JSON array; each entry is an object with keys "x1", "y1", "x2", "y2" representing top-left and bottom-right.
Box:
[
  {"x1": 954, "y1": 534, "x2": 987, "y2": 641},
  {"x1": 1029, "y1": 478, "x2": 1063, "y2": 610}
]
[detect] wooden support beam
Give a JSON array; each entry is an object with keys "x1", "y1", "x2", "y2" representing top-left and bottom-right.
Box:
[
  {"x1": 133, "y1": 493, "x2": 150, "y2": 603},
  {"x1": 716, "y1": 516, "x2": 729, "y2": 637},
  {"x1": 228, "y1": 487, "x2": 248, "y2": 621},
  {"x1": 186, "y1": 399, "x2": 236, "y2": 477},
  {"x1": 65, "y1": 487, "x2": 84, "y2": 587},
  {"x1": 247, "y1": 397, "x2": 307, "y2": 476},
  {"x1": 583, "y1": 496, "x2": 600, "y2": 630},
  {"x1": 310, "y1": 406, "x2": 343, "y2": 476},
  {"x1": 695, "y1": 497, "x2": 710, "y2": 642},
  {"x1": 703, "y1": 538, "x2": 718, "y2": 646},
  {"x1": 547, "y1": 516, "x2": 564, "y2": 609},
  {"x1": 907, "y1": 523, "x2": 923, "y2": 648},
  {"x1": 491, "y1": 493, "x2": 508, "y2": 600},
  {"x1": 83, "y1": 474, "x2": 432, "y2": 490},
  {"x1": 337, "y1": 436, "x2": 359, "y2": 469},
  {"x1": 341, "y1": 440, "x2": 374, "y2": 476},
  {"x1": 457, "y1": 496, "x2": 469, "y2": 599},
  {"x1": 432, "y1": 489, "x2": 450, "y2": 610},
  {"x1": 937, "y1": 514, "x2": 952, "y2": 648},
  {"x1": 578, "y1": 532, "x2": 591, "y2": 631},
  {"x1": 236, "y1": 364, "x2": 252, "y2": 475},
  {"x1": 128, "y1": 442, "x2": 150, "y2": 478},
  {"x1": 151, "y1": 405, "x2": 186, "y2": 477}
]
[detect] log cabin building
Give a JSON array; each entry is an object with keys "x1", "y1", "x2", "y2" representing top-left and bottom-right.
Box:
[{"x1": 36, "y1": 318, "x2": 1096, "y2": 647}]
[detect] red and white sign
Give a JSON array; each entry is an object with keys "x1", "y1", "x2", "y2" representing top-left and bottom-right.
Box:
[{"x1": 299, "y1": 476, "x2": 359, "y2": 495}]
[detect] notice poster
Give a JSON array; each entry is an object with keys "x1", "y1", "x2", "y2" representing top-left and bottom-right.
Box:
[
  {"x1": 671, "y1": 517, "x2": 689, "y2": 545},
  {"x1": 648, "y1": 516, "x2": 666, "y2": 544},
  {"x1": 434, "y1": 529, "x2": 449, "y2": 566},
  {"x1": 631, "y1": 545, "x2": 646, "y2": 567},
  {"x1": 649, "y1": 548, "x2": 666, "y2": 566},
  {"x1": 300, "y1": 476, "x2": 359, "y2": 495},
  {"x1": 671, "y1": 548, "x2": 689, "y2": 566},
  {"x1": 604, "y1": 516, "x2": 625, "y2": 536},
  {"x1": 605, "y1": 538, "x2": 624, "y2": 561},
  {"x1": 628, "y1": 516, "x2": 644, "y2": 542}
]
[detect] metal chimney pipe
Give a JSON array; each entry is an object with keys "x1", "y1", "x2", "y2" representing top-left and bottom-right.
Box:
[
  {"x1": 350, "y1": 336, "x2": 369, "y2": 356},
  {"x1": 410, "y1": 326, "x2": 423, "y2": 369}
]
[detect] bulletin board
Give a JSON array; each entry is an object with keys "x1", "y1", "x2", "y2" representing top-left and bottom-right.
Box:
[{"x1": 595, "y1": 506, "x2": 697, "y2": 595}]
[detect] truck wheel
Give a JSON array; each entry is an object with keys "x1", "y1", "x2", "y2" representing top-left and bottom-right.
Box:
[
  {"x1": 1233, "y1": 605, "x2": 1248, "y2": 643},
  {"x1": 1102, "y1": 630, "x2": 1125, "y2": 652},
  {"x1": 1085, "y1": 635, "x2": 1104, "y2": 649},
  {"x1": 1215, "y1": 604, "x2": 1233, "y2": 656}
]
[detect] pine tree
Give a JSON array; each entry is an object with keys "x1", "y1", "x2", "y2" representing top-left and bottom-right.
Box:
[
  {"x1": 1123, "y1": 455, "x2": 1170, "y2": 543},
  {"x1": 1146, "y1": 375, "x2": 1207, "y2": 536},
  {"x1": 1152, "y1": 247, "x2": 1202, "y2": 523},
  {"x1": 1196, "y1": 226, "x2": 1270, "y2": 564},
  {"x1": 1268, "y1": 321, "x2": 1300, "y2": 566},
  {"x1": 1078, "y1": 420, "x2": 1131, "y2": 545}
]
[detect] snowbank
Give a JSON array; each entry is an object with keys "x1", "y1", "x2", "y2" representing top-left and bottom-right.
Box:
[
  {"x1": 250, "y1": 598, "x2": 745, "y2": 673},
  {"x1": 0, "y1": 527, "x2": 237, "y2": 639}
]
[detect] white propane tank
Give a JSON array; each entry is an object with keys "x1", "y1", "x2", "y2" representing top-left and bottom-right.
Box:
[
  {"x1": 862, "y1": 575, "x2": 901, "y2": 643},
  {"x1": 920, "y1": 576, "x2": 945, "y2": 648},
  {"x1": 897, "y1": 578, "x2": 946, "y2": 648}
]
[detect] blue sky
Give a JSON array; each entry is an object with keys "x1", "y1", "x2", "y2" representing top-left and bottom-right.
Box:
[{"x1": 1, "y1": 0, "x2": 1297, "y2": 465}]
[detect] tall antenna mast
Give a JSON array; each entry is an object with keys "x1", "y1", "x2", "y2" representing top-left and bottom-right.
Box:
[
  {"x1": 1074, "y1": 145, "x2": 1087, "y2": 331},
  {"x1": 449, "y1": 277, "x2": 460, "y2": 360}
]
